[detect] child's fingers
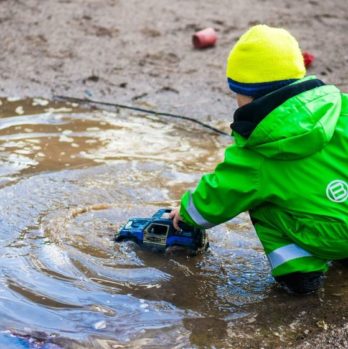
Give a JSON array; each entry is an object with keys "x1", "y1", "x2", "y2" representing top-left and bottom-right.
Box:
[
  {"x1": 169, "y1": 208, "x2": 178, "y2": 219},
  {"x1": 173, "y1": 216, "x2": 181, "y2": 231}
]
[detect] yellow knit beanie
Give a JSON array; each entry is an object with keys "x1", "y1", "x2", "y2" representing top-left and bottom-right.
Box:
[{"x1": 226, "y1": 25, "x2": 306, "y2": 96}]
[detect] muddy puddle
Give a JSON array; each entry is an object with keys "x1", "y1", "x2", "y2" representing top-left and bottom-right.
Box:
[{"x1": 0, "y1": 97, "x2": 348, "y2": 349}]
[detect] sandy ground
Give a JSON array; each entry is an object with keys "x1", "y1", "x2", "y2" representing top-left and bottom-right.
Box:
[
  {"x1": 1, "y1": 0, "x2": 348, "y2": 347},
  {"x1": 1, "y1": 0, "x2": 348, "y2": 132}
]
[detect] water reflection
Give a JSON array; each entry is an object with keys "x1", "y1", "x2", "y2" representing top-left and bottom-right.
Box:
[{"x1": 0, "y1": 98, "x2": 347, "y2": 348}]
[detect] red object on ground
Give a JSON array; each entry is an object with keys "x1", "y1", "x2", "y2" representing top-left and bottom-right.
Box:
[
  {"x1": 192, "y1": 28, "x2": 217, "y2": 49},
  {"x1": 303, "y1": 51, "x2": 315, "y2": 68}
]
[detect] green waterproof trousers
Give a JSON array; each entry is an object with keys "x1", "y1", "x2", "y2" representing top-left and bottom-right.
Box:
[{"x1": 251, "y1": 206, "x2": 348, "y2": 276}]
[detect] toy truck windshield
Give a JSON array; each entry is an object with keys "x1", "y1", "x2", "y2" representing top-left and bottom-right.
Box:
[{"x1": 124, "y1": 219, "x2": 148, "y2": 229}]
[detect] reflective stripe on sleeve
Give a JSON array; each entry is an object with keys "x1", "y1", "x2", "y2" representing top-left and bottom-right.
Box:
[
  {"x1": 267, "y1": 243, "x2": 313, "y2": 270},
  {"x1": 187, "y1": 193, "x2": 216, "y2": 228}
]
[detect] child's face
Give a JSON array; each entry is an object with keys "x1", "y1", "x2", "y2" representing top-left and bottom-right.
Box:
[{"x1": 236, "y1": 94, "x2": 253, "y2": 108}]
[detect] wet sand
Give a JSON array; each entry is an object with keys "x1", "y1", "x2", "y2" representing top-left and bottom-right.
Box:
[{"x1": 1, "y1": 0, "x2": 348, "y2": 128}]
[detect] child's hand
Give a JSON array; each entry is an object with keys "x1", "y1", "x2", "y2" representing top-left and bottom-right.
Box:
[{"x1": 169, "y1": 208, "x2": 183, "y2": 231}]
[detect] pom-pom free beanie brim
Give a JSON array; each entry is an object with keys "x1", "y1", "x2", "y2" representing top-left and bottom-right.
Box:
[
  {"x1": 227, "y1": 78, "x2": 298, "y2": 98},
  {"x1": 226, "y1": 25, "x2": 306, "y2": 96}
]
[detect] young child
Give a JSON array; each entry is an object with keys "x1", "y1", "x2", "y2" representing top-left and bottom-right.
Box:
[{"x1": 170, "y1": 24, "x2": 348, "y2": 294}]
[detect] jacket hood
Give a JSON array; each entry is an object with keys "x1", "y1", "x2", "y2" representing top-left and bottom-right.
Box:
[{"x1": 232, "y1": 76, "x2": 342, "y2": 159}]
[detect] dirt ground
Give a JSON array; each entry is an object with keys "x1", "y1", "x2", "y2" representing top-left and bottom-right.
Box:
[
  {"x1": 1, "y1": 0, "x2": 348, "y2": 132},
  {"x1": 1, "y1": 0, "x2": 348, "y2": 347}
]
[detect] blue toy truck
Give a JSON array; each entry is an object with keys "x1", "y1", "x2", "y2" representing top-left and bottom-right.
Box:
[{"x1": 115, "y1": 209, "x2": 209, "y2": 253}]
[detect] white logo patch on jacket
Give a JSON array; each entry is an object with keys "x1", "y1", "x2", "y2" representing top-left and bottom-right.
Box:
[{"x1": 326, "y1": 180, "x2": 348, "y2": 203}]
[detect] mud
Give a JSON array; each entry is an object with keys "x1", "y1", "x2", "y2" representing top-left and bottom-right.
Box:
[
  {"x1": 0, "y1": 99, "x2": 347, "y2": 349},
  {"x1": 1, "y1": 1, "x2": 348, "y2": 348}
]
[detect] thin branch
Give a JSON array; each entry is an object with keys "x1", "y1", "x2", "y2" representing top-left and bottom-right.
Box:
[{"x1": 53, "y1": 95, "x2": 230, "y2": 137}]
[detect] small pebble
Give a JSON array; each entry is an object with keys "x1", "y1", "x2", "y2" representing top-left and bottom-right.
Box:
[
  {"x1": 32, "y1": 98, "x2": 49, "y2": 106},
  {"x1": 15, "y1": 106, "x2": 24, "y2": 115}
]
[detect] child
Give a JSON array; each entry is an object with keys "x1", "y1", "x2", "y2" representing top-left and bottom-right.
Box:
[{"x1": 170, "y1": 24, "x2": 348, "y2": 294}]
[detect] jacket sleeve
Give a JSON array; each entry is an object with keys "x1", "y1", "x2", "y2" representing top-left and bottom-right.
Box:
[{"x1": 179, "y1": 144, "x2": 264, "y2": 228}]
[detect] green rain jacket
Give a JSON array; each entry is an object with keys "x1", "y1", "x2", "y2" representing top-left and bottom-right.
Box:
[{"x1": 180, "y1": 76, "x2": 348, "y2": 260}]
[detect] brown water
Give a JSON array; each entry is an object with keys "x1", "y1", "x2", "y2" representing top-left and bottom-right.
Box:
[{"x1": 1, "y1": 98, "x2": 348, "y2": 349}]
